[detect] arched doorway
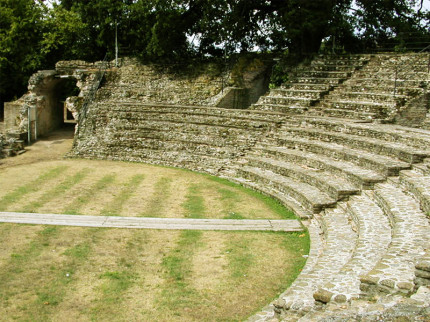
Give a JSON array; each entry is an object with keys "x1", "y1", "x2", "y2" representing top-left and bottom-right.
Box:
[{"x1": 35, "y1": 76, "x2": 80, "y2": 137}]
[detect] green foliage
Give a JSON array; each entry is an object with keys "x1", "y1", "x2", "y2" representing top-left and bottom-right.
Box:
[
  {"x1": 1, "y1": 0, "x2": 428, "y2": 106},
  {"x1": 0, "y1": 0, "x2": 45, "y2": 102}
]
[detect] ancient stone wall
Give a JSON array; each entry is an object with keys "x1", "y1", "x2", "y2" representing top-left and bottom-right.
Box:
[
  {"x1": 96, "y1": 57, "x2": 270, "y2": 109},
  {"x1": 71, "y1": 103, "x2": 285, "y2": 174}
]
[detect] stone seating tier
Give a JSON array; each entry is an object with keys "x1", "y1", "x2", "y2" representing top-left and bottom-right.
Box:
[
  {"x1": 73, "y1": 103, "x2": 286, "y2": 174},
  {"x1": 360, "y1": 183, "x2": 429, "y2": 297},
  {"x1": 224, "y1": 116, "x2": 429, "y2": 319},
  {"x1": 252, "y1": 54, "x2": 371, "y2": 113},
  {"x1": 71, "y1": 53, "x2": 430, "y2": 321},
  {"x1": 317, "y1": 54, "x2": 429, "y2": 121},
  {"x1": 399, "y1": 170, "x2": 430, "y2": 215}
]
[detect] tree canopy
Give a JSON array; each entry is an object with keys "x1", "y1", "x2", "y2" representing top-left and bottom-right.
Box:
[{"x1": 0, "y1": 0, "x2": 429, "y2": 104}]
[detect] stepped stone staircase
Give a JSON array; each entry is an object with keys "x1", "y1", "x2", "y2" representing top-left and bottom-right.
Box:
[
  {"x1": 68, "y1": 53, "x2": 430, "y2": 321},
  {"x1": 253, "y1": 53, "x2": 430, "y2": 126},
  {"x1": 316, "y1": 53, "x2": 430, "y2": 121},
  {"x1": 252, "y1": 55, "x2": 370, "y2": 113}
]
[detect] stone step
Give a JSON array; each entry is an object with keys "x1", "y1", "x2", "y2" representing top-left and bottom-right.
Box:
[
  {"x1": 229, "y1": 176, "x2": 313, "y2": 220},
  {"x1": 290, "y1": 77, "x2": 343, "y2": 85},
  {"x1": 327, "y1": 92, "x2": 406, "y2": 104},
  {"x1": 80, "y1": 146, "x2": 234, "y2": 175},
  {"x1": 106, "y1": 137, "x2": 249, "y2": 157},
  {"x1": 269, "y1": 89, "x2": 325, "y2": 99},
  {"x1": 312, "y1": 107, "x2": 378, "y2": 120},
  {"x1": 275, "y1": 206, "x2": 357, "y2": 316},
  {"x1": 251, "y1": 103, "x2": 307, "y2": 114},
  {"x1": 280, "y1": 83, "x2": 332, "y2": 91},
  {"x1": 97, "y1": 102, "x2": 285, "y2": 125},
  {"x1": 360, "y1": 183, "x2": 430, "y2": 297},
  {"x1": 354, "y1": 70, "x2": 430, "y2": 79},
  {"x1": 260, "y1": 96, "x2": 318, "y2": 107},
  {"x1": 280, "y1": 126, "x2": 430, "y2": 164},
  {"x1": 237, "y1": 166, "x2": 337, "y2": 213},
  {"x1": 345, "y1": 78, "x2": 429, "y2": 88},
  {"x1": 320, "y1": 100, "x2": 394, "y2": 116},
  {"x1": 338, "y1": 85, "x2": 425, "y2": 97},
  {"x1": 414, "y1": 251, "x2": 430, "y2": 290},
  {"x1": 314, "y1": 196, "x2": 391, "y2": 304},
  {"x1": 290, "y1": 116, "x2": 430, "y2": 149},
  {"x1": 113, "y1": 122, "x2": 266, "y2": 141},
  {"x1": 412, "y1": 158, "x2": 430, "y2": 176},
  {"x1": 109, "y1": 126, "x2": 257, "y2": 148},
  {"x1": 312, "y1": 55, "x2": 370, "y2": 64},
  {"x1": 307, "y1": 64, "x2": 361, "y2": 72},
  {"x1": 270, "y1": 135, "x2": 411, "y2": 177},
  {"x1": 256, "y1": 145, "x2": 384, "y2": 190},
  {"x1": 298, "y1": 71, "x2": 352, "y2": 79},
  {"x1": 399, "y1": 170, "x2": 430, "y2": 215},
  {"x1": 246, "y1": 156, "x2": 358, "y2": 200}
]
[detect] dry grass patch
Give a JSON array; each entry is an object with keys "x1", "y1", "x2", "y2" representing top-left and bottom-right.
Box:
[
  {"x1": 0, "y1": 159, "x2": 296, "y2": 220},
  {"x1": 0, "y1": 225, "x2": 308, "y2": 321},
  {"x1": 0, "y1": 158, "x2": 308, "y2": 320}
]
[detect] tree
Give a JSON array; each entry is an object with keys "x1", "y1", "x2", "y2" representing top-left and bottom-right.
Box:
[{"x1": 0, "y1": 0, "x2": 46, "y2": 104}]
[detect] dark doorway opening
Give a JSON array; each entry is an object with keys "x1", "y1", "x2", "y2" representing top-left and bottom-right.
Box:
[{"x1": 55, "y1": 78, "x2": 80, "y2": 130}]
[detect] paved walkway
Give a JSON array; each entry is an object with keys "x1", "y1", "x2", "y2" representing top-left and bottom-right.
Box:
[{"x1": 0, "y1": 212, "x2": 303, "y2": 232}]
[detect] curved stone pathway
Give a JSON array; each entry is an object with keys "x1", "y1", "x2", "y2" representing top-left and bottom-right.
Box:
[{"x1": 0, "y1": 212, "x2": 303, "y2": 232}]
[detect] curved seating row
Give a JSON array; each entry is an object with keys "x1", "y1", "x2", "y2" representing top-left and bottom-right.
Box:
[
  {"x1": 74, "y1": 56, "x2": 430, "y2": 320},
  {"x1": 228, "y1": 116, "x2": 430, "y2": 321}
]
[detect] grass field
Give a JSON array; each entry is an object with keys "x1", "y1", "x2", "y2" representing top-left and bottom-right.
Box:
[{"x1": 0, "y1": 159, "x2": 309, "y2": 321}]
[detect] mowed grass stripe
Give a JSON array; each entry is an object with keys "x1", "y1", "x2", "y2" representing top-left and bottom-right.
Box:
[
  {"x1": 0, "y1": 226, "x2": 103, "y2": 321},
  {"x1": 0, "y1": 166, "x2": 68, "y2": 211},
  {"x1": 182, "y1": 184, "x2": 205, "y2": 219},
  {"x1": 101, "y1": 174, "x2": 145, "y2": 216},
  {"x1": 157, "y1": 184, "x2": 207, "y2": 312},
  {"x1": 0, "y1": 224, "x2": 42, "y2": 269},
  {"x1": 19, "y1": 168, "x2": 90, "y2": 213},
  {"x1": 140, "y1": 176, "x2": 173, "y2": 217},
  {"x1": 159, "y1": 230, "x2": 205, "y2": 312},
  {"x1": 62, "y1": 174, "x2": 116, "y2": 215},
  {"x1": 89, "y1": 230, "x2": 149, "y2": 320},
  {"x1": 0, "y1": 226, "x2": 61, "y2": 311},
  {"x1": 205, "y1": 175, "x2": 297, "y2": 220}
]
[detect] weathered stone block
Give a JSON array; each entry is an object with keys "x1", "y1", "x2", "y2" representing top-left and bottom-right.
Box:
[{"x1": 313, "y1": 289, "x2": 334, "y2": 303}]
